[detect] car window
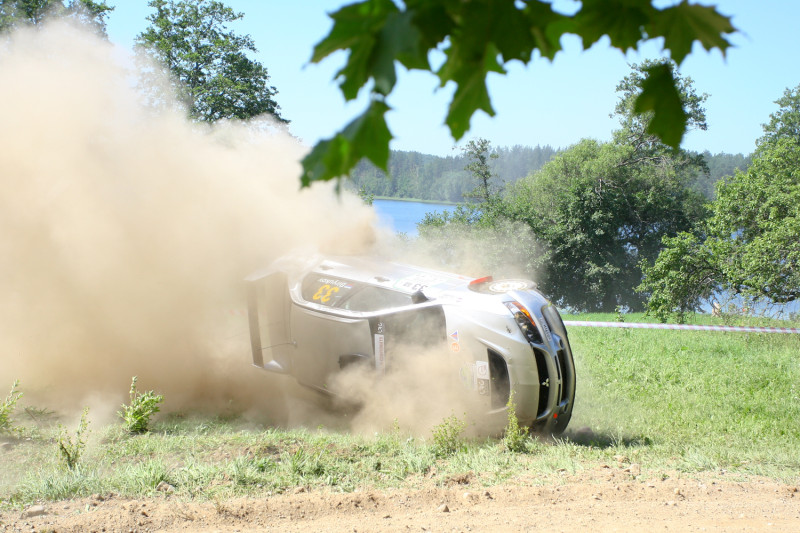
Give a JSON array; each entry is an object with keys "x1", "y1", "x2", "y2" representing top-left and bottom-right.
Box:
[
  {"x1": 301, "y1": 275, "x2": 359, "y2": 308},
  {"x1": 301, "y1": 273, "x2": 413, "y2": 312},
  {"x1": 341, "y1": 285, "x2": 412, "y2": 312}
]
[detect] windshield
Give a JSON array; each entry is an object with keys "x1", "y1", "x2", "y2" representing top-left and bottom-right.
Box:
[{"x1": 301, "y1": 274, "x2": 412, "y2": 312}]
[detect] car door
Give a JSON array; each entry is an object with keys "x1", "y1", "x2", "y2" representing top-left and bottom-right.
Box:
[{"x1": 289, "y1": 305, "x2": 373, "y2": 391}]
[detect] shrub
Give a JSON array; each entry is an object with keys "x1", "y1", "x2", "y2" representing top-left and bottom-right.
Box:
[
  {"x1": 502, "y1": 391, "x2": 529, "y2": 453},
  {"x1": 0, "y1": 380, "x2": 22, "y2": 433},
  {"x1": 57, "y1": 407, "x2": 90, "y2": 470},
  {"x1": 119, "y1": 376, "x2": 164, "y2": 434},
  {"x1": 430, "y1": 412, "x2": 466, "y2": 458}
]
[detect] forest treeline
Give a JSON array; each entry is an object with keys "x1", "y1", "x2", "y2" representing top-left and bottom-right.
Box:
[{"x1": 347, "y1": 147, "x2": 751, "y2": 203}]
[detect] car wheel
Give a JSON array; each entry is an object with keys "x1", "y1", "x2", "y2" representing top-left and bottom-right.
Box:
[{"x1": 486, "y1": 279, "x2": 536, "y2": 294}]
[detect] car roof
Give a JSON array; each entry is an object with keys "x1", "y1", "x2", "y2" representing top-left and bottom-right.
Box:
[{"x1": 311, "y1": 256, "x2": 476, "y2": 296}]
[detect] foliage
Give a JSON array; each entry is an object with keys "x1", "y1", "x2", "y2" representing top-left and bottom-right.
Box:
[
  {"x1": 430, "y1": 412, "x2": 466, "y2": 458},
  {"x1": 502, "y1": 391, "x2": 529, "y2": 453},
  {"x1": 416, "y1": 61, "x2": 708, "y2": 312},
  {"x1": 56, "y1": 407, "x2": 90, "y2": 470},
  {"x1": 348, "y1": 145, "x2": 556, "y2": 202},
  {"x1": 118, "y1": 376, "x2": 164, "y2": 434},
  {"x1": 0, "y1": 380, "x2": 23, "y2": 434},
  {"x1": 642, "y1": 84, "x2": 800, "y2": 318},
  {"x1": 505, "y1": 140, "x2": 707, "y2": 311},
  {"x1": 136, "y1": 0, "x2": 286, "y2": 124},
  {"x1": 758, "y1": 84, "x2": 800, "y2": 149},
  {"x1": 694, "y1": 151, "x2": 751, "y2": 199},
  {"x1": 638, "y1": 232, "x2": 720, "y2": 323},
  {"x1": 301, "y1": 0, "x2": 735, "y2": 186},
  {"x1": 0, "y1": 0, "x2": 113, "y2": 34},
  {"x1": 357, "y1": 185, "x2": 374, "y2": 206},
  {"x1": 461, "y1": 138, "x2": 501, "y2": 204},
  {"x1": 707, "y1": 138, "x2": 800, "y2": 304},
  {"x1": 613, "y1": 60, "x2": 709, "y2": 148}
]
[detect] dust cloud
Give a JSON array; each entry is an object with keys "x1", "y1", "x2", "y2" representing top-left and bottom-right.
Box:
[
  {"x1": 328, "y1": 345, "x2": 499, "y2": 437},
  {"x1": 0, "y1": 20, "x2": 376, "y2": 423},
  {"x1": 0, "y1": 20, "x2": 535, "y2": 439}
]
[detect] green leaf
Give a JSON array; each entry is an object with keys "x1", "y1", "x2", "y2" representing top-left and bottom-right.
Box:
[
  {"x1": 524, "y1": 1, "x2": 571, "y2": 60},
  {"x1": 648, "y1": 1, "x2": 735, "y2": 64},
  {"x1": 576, "y1": 0, "x2": 654, "y2": 51},
  {"x1": 312, "y1": 0, "x2": 426, "y2": 100},
  {"x1": 439, "y1": 41, "x2": 504, "y2": 141},
  {"x1": 301, "y1": 100, "x2": 392, "y2": 186},
  {"x1": 311, "y1": 1, "x2": 398, "y2": 100},
  {"x1": 311, "y1": 0, "x2": 395, "y2": 62},
  {"x1": 634, "y1": 63, "x2": 687, "y2": 148}
]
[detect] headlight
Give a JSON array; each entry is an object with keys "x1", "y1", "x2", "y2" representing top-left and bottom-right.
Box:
[{"x1": 504, "y1": 301, "x2": 544, "y2": 345}]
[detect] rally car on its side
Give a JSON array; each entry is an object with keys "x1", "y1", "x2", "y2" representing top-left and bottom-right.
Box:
[{"x1": 245, "y1": 254, "x2": 575, "y2": 434}]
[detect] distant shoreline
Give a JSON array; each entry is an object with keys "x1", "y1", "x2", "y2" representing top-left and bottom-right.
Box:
[{"x1": 374, "y1": 196, "x2": 460, "y2": 206}]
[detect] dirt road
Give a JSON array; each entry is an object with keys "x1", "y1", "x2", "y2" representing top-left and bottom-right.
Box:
[{"x1": 4, "y1": 467, "x2": 798, "y2": 532}]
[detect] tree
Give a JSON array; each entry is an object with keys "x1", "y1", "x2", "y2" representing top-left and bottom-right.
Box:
[
  {"x1": 0, "y1": 0, "x2": 114, "y2": 35},
  {"x1": 613, "y1": 60, "x2": 708, "y2": 149},
  {"x1": 757, "y1": 84, "x2": 800, "y2": 149},
  {"x1": 640, "y1": 84, "x2": 800, "y2": 318},
  {"x1": 489, "y1": 61, "x2": 708, "y2": 312},
  {"x1": 707, "y1": 137, "x2": 800, "y2": 305},
  {"x1": 136, "y1": 0, "x2": 286, "y2": 124},
  {"x1": 461, "y1": 138, "x2": 500, "y2": 204},
  {"x1": 300, "y1": 0, "x2": 736, "y2": 187},
  {"x1": 506, "y1": 137, "x2": 707, "y2": 312}
]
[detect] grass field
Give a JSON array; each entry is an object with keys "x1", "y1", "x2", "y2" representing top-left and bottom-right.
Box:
[{"x1": 2, "y1": 312, "x2": 798, "y2": 508}]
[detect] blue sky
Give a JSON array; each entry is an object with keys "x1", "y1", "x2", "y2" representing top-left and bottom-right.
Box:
[{"x1": 106, "y1": 1, "x2": 800, "y2": 157}]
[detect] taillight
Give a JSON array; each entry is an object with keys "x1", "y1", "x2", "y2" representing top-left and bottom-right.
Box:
[{"x1": 504, "y1": 301, "x2": 544, "y2": 345}]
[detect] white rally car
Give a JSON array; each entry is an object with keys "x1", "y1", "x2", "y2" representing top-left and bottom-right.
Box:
[{"x1": 245, "y1": 254, "x2": 575, "y2": 434}]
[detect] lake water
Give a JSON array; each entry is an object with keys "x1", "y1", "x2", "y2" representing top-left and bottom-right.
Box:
[{"x1": 373, "y1": 199, "x2": 457, "y2": 235}]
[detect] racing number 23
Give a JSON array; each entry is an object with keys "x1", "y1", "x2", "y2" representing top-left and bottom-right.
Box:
[{"x1": 312, "y1": 284, "x2": 339, "y2": 304}]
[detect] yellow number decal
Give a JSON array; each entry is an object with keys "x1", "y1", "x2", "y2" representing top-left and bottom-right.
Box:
[{"x1": 312, "y1": 284, "x2": 339, "y2": 304}]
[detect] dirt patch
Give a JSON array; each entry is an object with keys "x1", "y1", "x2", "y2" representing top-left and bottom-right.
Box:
[{"x1": 3, "y1": 469, "x2": 798, "y2": 532}]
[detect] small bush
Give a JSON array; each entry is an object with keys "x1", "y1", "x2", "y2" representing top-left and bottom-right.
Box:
[
  {"x1": 118, "y1": 376, "x2": 164, "y2": 434},
  {"x1": 0, "y1": 379, "x2": 23, "y2": 433},
  {"x1": 430, "y1": 412, "x2": 466, "y2": 458},
  {"x1": 502, "y1": 391, "x2": 529, "y2": 453},
  {"x1": 57, "y1": 407, "x2": 90, "y2": 470}
]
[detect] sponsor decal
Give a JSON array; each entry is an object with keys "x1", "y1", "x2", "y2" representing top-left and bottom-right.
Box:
[
  {"x1": 537, "y1": 312, "x2": 553, "y2": 343},
  {"x1": 317, "y1": 277, "x2": 352, "y2": 289},
  {"x1": 374, "y1": 334, "x2": 385, "y2": 374},
  {"x1": 449, "y1": 341, "x2": 460, "y2": 353},
  {"x1": 449, "y1": 330, "x2": 459, "y2": 342},
  {"x1": 312, "y1": 284, "x2": 339, "y2": 303},
  {"x1": 475, "y1": 360, "x2": 490, "y2": 380},
  {"x1": 393, "y1": 273, "x2": 442, "y2": 293}
]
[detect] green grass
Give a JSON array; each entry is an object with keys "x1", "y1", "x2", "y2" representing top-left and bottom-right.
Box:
[{"x1": 2, "y1": 312, "x2": 799, "y2": 507}]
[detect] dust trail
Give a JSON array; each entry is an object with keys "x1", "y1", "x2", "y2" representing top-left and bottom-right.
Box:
[
  {"x1": 0, "y1": 20, "x2": 376, "y2": 422},
  {"x1": 328, "y1": 345, "x2": 499, "y2": 437}
]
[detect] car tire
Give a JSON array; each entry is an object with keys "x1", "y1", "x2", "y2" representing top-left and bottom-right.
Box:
[{"x1": 486, "y1": 279, "x2": 536, "y2": 294}]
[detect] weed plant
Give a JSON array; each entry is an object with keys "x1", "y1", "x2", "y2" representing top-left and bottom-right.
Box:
[
  {"x1": 118, "y1": 376, "x2": 164, "y2": 434},
  {"x1": 430, "y1": 412, "x2": 467, "y2": 458},
  {"x1": 0, "y1": 380, "x2": 22, "y2": 434},
  {"x1": 56, "y1": 408, "x2": 90, "y2": 470},
  {"x1": 502, "y1": 391, "x2": 529, "y2": 453}
]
